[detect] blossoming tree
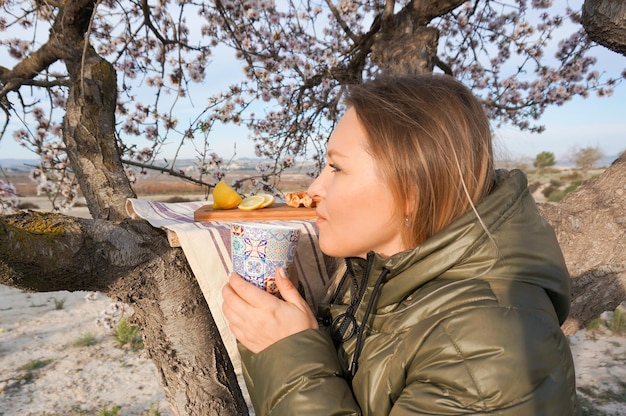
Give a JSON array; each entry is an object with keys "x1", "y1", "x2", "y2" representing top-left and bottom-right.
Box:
[{"x1": 0, "y1": 0, "x2": 625, "y2": 414}]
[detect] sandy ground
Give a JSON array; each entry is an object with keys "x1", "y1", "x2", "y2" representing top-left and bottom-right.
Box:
[
  {"x1": 1, "y1": 284, "x2": 625, "y2": 415},
  {"x1": 2, "y1": 200, "x2": 626, "y2": 415},
  {"x1": 0, "y1": 286, "x2": 173, "y2": 416}
]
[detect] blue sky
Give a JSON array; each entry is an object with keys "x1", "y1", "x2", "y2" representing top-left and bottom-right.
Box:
[
  {"x1": 493, "y1": 67, "x2": 626, "y2": 163},
  {"x1": 493, "y1": 38, "x2": 626, "y2": 163},
  {"x1": 3, "y1": 67, "x2": 624, "y2": 164},
  {"x1": 1, "y1": 8, "x2": 625, "y2": 164},
  {"x1": 2, "y1": 45, "x2": 624, "y2": 164}
]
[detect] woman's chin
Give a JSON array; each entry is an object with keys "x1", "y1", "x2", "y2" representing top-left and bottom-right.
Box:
[{"x1": 318, "y1": 238, "x2": 340, "y2": 258}]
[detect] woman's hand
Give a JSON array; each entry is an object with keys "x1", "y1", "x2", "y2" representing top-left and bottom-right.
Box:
[{"x1": 222, "y1": 267, "x2": 319, "y2": 354}]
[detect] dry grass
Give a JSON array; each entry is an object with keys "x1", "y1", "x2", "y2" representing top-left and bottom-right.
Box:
[
  {"x1": 9, "y1": 170, "x2": 315, "y2": 200},
  {"x1": 9, "y1": 165, "x2": 605, "y2": 204},
  {"x1": 526, "y1": 167, "x2": 605, "y2": 203}
]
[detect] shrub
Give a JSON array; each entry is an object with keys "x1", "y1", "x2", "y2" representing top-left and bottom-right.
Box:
[
  {"x1": 578, "y1": 395, "x2": 612, "y2": 416},
  {"x1": 20, "y1": 358, "x2": 53, "y2": 383},
  {"x1": 528, "y1": 181, "x2": 542, "y2": 193},
  {"x1": 542, "y1": 185, "x2": 558, "y2": 199},
  {"x1": 17, "y1": 201, "x2": 40, "y2": 210},
  {"x1": 145, "y1": 404, "x2": 163, "y2": 416},
  {"x1": 21, "y1": 358, "x2": 52, "y2": 371},
  {"x1": 586, "y1": 318, "x2": 601, "y2": 330},
  {"x1": 71, "y1": 332, "x2": 99, "y2": 347},
  {"x1": 53, "y1": 297, "x2": 66, "y2": 310},
  {"x1": 560, "y1": 171, "x2": 582, "y2": 181},
  {"x1": 609, "y1": 309, "x2": 626, "y2": 335},
  {"x1": 547, "y1": 191, "x2": 566, "y2": 203},
  {"x1": 161, "y1": 196, "x2": 194, "y2": 203},
  {"x1": 112, "y1": 317, "x2": 143, "y2": 351},
  {"x1": 548, "y1": 180, "x2": 583, "y2": 203},
  {"x1": 98, "y1": 406, "x2": 121, "y2": 416}
]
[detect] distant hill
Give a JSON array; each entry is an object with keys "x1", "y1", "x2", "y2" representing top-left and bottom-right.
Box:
[
  {"x1": 0, "y1": 159, "x2": 39, "y2": 173},
  {"x1": 1, "y1": 153, "x2": 620, "y2": 172},
  {"x1": 554, "y1": 153, "x2": 621, "y2": 168}
]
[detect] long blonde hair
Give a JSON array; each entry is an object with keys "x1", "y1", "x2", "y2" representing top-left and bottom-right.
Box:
[{"x1": 345, "y1": 74, "x2": 494, "y2": 248}]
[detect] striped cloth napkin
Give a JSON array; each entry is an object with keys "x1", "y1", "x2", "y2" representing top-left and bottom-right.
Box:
[{"x1": 125, "y1": 198, "x2": 339, "y2": 412}]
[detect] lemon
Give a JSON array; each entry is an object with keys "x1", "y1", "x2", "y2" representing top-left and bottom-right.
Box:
[
  {"x1": 259, "y1": 193, "x2": 275, "y2": 208},
  {"x1": 212, "y1": 181, "x2": 242, "y2": 210},
  {"x1": 238, "y1": 195, "x2": 267, "y2": 211}
]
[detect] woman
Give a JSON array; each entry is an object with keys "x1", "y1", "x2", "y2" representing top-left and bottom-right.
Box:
[{"x1": 222, "y1": 74, "x2": 579, "y2": 415}]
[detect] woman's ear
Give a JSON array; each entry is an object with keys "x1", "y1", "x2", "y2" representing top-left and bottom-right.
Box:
[{"x1": 404, "y1": 194, "x2": 416, "y2": 220}]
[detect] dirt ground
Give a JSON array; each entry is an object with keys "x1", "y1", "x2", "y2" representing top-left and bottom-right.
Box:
[{"x1": 1, "y1": 283, "x2": 625, "y2": 415}]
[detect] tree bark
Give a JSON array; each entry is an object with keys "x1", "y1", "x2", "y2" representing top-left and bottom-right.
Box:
[
  {"x1": 370, "y1": 0, "x2": 465, "y2": 76},
  {"x1": 57, "y1": 0, "x2": 136, "y2": 221},
  {"x1": 582, "y1": 0, "x2": 626, "y2": 56},
  {"x1": 0, "y1": 213, "x2": 249, "y2": 415},
  {"x1": 539, "y1": 153, "x2": 626, "y2": 335},
  {"x1": 1, "y1": 2, "x2": 249, "y2": 414}
]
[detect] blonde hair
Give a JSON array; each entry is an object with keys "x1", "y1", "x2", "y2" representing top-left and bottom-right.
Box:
[{"x1": 345, "y1": 74, "x2": 494, "y2": 248}]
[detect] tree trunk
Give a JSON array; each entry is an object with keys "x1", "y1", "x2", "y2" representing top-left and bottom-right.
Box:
[
  {"x1": 58, "y1": 0, "x2": 135, "y2": 221},
  {"x1": 0, "y1": 1, "x2": 248, "y2": 413},
  {"x1": 0, "y1": 213, "x2": 248, "y2": 415},
  {"x1": 582, "y1": 0, "x2": 626, "y2": 56},
  {"x1": 539, "y1": 153, "x2": 626, "y2": 335},
  {"x1": 370, "y1": 0, "x2": 465, "y2": 76},
  {"x1": 553, "y1": 0, "x2": 626, "y2": 335},
  {"x1": 371, "y1": 18, "x2": 439, "y2": 76}
]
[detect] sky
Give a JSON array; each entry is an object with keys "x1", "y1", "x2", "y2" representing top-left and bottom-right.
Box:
[
  {"x1": 2, "y1": 47, "x2": 624, "y2": 165},
  {"x1": 0, "y1": 6, "x2": 625, "y2": 165},
  {"x1": 493, "y1": 67, "x2": 626, "y2": 163}
]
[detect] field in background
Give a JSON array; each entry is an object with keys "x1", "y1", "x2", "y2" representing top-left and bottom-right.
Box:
[
  {"x1": 129, "y1": 170, "x2": 315, "y2": 199},
  {"x1": 6, "y1": 169, "x2": 315, "y2": 201},
  {"x1": 4, "y1": 160, "x2": 609, "y2": 208}
]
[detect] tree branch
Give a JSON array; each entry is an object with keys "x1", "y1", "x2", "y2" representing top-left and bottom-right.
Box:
[
  {"x1": 0, "y1": 44, "x2": 66, "y2": 97},
  {"x1": 0, "y1": 211, "x2": 249, "y2": 414},
  {"x1": 324, "y1": 0, "x2": 359, "y2": 42},
  {"x1": 0, "y1": 212, "x2": 150, "y2": 292}
]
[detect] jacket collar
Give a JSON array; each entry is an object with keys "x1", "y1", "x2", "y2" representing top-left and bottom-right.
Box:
[{"x1": 343, "y1": 170, "x2": 570, "y2": 323}]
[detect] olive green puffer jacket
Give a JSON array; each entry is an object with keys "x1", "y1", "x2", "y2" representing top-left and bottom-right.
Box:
[{"x1": 239, "y1": 170, "x2": 579, "y2": 415}]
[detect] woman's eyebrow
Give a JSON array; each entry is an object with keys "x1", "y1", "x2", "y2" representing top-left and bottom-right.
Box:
[{"x1": 327, "y1": 148, "x2": 347, "y2": 159}]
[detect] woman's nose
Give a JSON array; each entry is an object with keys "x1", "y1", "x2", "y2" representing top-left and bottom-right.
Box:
[{"x1": 307, "y1": 170, "x2": 325, "y2": 200}]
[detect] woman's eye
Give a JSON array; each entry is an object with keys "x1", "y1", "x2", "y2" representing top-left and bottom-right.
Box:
[{"x1": 328, "y1": 163, "x2": 340, "y2": 173}]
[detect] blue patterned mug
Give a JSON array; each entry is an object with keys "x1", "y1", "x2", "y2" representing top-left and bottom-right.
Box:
[{"x1": 231, "y1": 222, "x2": 300, "y2": 296}]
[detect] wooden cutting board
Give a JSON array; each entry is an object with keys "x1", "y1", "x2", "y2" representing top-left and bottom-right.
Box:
[{"x1": 194, "y1": 202, "x2": 317, "y2": 222}]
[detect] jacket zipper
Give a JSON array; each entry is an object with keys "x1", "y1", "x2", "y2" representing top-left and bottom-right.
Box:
[{"x1": 326, "y1": 252, "x2": 390, "y2": 382}]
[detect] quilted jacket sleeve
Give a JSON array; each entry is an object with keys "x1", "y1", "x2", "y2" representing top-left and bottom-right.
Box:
[{"x1": 239, "y1": 329, "x2": 361, "y2": 415}]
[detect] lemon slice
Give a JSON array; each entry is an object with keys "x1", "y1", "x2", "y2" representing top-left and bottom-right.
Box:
[
  {"x1": 259, "y1": 194, "x2": 275, "y2": 208},
  {"x1": 238, "y1": 195, "x2": 267, "y2": 211}
]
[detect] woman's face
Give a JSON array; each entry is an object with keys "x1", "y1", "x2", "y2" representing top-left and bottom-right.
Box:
[{"x1": 307, "y1": 108, "x2": 405, "y2": 259}]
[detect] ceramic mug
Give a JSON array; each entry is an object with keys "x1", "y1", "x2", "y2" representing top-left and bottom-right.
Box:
[{"x1": 230, "y1": 222, "x2": 300, "y2": 296}]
